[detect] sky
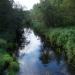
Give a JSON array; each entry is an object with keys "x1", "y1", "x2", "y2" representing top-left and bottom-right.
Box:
[{"x1": 14, "y1": 0, "x2": 40, "y2": 10}]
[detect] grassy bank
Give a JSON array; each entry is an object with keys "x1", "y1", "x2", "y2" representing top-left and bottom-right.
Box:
[{"x1": 33, "y1": 26, "x2": 75, "y2": 67}]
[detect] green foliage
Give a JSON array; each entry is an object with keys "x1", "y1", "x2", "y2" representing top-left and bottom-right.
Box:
[
  {"x1": 0, "y1": 0, "x2": 31, "y2": 49},
  {"x1": 8, "y1": 61, "x2": 19, "y2": 72},
  {"x1": 42, "y1": 27, "x2": 75, "y2": 65},
  {"x1": 31, "y1": 0, "x2": 75, "y2": 27},
  {"x1": 32, "y1": 21, "x2": 75, "y2": 66},
  {"x1": 0, "y1": 52, "x2": 12, "y2": 70},
  {"x1": 7, "y1": 61, "x2": 19, "y2": 75},
  {"x1": 0, "y1": 50, "x2": 19, "y2": 75}
]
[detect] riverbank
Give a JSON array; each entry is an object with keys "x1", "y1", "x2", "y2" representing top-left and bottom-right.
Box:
[{"x1": 33, "y1": 26, "x2": 75, "y2": 67}]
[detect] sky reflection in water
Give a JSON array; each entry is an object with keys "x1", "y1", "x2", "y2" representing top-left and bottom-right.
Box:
[{"x1": 18, "y1": 29, "x2": 70, "y2": 75}]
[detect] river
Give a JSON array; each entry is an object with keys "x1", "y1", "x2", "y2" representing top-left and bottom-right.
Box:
[{"x1": 18, "y1": 29, "x2": 71, "y2": 75}]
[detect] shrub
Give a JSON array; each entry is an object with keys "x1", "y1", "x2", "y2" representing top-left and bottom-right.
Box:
[
  {"x1": 0, "y1": 51, "x2": 19, "y2": 75},
  {"x1": 7, "y1": 61, "x2": 19, "y2": 75}
]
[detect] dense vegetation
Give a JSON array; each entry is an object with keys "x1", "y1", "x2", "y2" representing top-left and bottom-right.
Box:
[
  {"x1": 31, "y1": 0, "x2": 75, "y2": 67},
  {"x1": 1, "y1": 0, "x2": 75, "y2": 74},
  {"x1": 0, "y1": 0, "x2": 31, "y2": 75}
]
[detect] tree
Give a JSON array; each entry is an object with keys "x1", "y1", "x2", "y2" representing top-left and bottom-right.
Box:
[
  {"x1": 61, "y1": 0, "x2": 75, "y2": 26},
  {"x1": 31, "y1": 0, "x2": 75, "y2": 28},
  {"x1": 31, "y1": 0, "x2": 64, "y2": 27},
  {"x1": 0, "y1": 0, "x2": 32, "y2": 54}
]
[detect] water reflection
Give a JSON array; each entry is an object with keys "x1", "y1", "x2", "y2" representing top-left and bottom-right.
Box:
[
  {"x1": 40, "y1": 47, "x2": 54, "y2": 64},
  {"x1": 18, "y1": 29, "x2": 70, "y2": 75}
]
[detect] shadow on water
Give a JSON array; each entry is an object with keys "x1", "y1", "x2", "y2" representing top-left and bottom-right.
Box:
[{"x1": 18, "y1": 28, "x2": 75, "y2": 75}]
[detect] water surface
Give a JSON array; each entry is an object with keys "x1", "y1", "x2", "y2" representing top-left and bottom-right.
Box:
[{"x1": 18, "y1": 29, "x2": 70, "y2": 75}]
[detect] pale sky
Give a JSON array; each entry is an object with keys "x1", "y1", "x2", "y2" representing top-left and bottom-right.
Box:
[{"x1": 14, "y1": 0, "x2": 40, "y2": 10}]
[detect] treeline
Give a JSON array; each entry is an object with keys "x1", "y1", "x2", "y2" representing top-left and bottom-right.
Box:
[
  {"x1": 31, "y1": 0, "x2": 75, "y2": 28},
  {"x1": 0, "y1": 0, "x2": 31, "y2": 75}
]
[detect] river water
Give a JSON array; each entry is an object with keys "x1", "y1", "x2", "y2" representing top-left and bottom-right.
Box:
[{"x1": 18, "y1": 29, "x2": 71, "y2": 75}]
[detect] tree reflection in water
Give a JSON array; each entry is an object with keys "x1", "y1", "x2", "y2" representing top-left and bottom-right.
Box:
[{"x1": 39, "y1": 47, "x2": 55, "y2": 64}]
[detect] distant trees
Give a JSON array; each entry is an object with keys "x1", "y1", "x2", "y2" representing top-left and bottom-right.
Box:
[{"x1": 31, "y1": 0, "x2": 75, "y2": 28}]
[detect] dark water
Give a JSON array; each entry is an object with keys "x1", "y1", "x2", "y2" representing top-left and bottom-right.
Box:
[{"x1": 18, "y1": 29, "x2": 70, "y2": 75}]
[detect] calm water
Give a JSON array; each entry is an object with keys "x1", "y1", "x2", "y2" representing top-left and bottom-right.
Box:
[{"x1": 18, "y1": 29, "x2": 70, "y2": 75}]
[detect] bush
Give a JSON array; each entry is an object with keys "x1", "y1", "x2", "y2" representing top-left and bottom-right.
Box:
[
  {"x1": 0, "y1": 51, "x2": 19, "y2": 75},
  {"x1": 0, "y1": 53, "x2": 13, "y2": 69},
  {"x1": 8, "y1": 61, "x2": 19, "y2": 72},
  {"x1": 7, "y1": 61, "x2": 19, "y2": 75}
]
